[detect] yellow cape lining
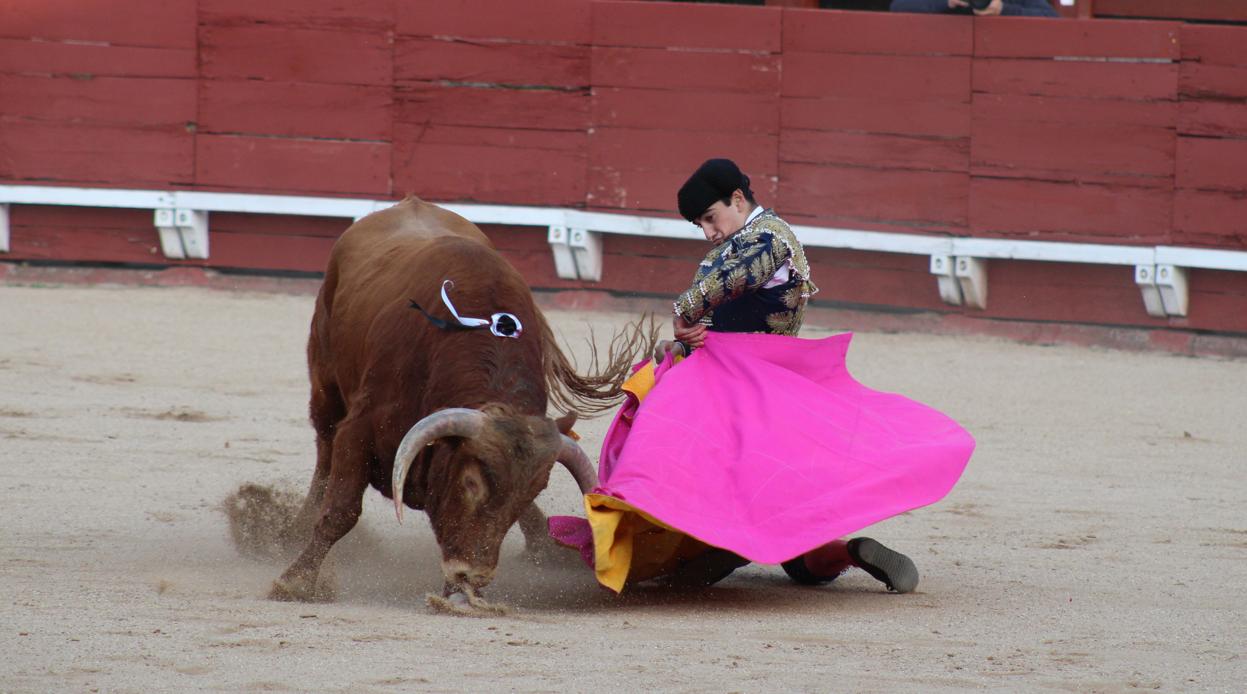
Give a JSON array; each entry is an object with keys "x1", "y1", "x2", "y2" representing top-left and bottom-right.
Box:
[{"x1": 586, "y1": 356, "x2": 714, "y2": 593}]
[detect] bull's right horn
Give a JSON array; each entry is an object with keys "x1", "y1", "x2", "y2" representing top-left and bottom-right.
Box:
[
  {"x1": 392, "y1": 408, "x2": 486, "y2": 523},
  {"x1": 556, "y1": 434, "x2": 599, "y2": 494}
]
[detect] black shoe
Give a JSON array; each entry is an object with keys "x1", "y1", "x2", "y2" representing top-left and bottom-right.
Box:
[
  {"x1": 847, "y1": 537, "x2": 919, "y2": 594},
  {"x1": 662, "y1": 549, "x2": 750, "y2": 588}
]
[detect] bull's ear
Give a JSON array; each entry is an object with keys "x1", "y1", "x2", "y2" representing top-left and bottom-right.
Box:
[{"x1": 554, "y1": 412, "x2": 578, "y2": 436}]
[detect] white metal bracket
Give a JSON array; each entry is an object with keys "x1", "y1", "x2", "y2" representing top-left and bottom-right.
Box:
[
  {"x1": 1155, "y1": 264, "x2": 1188, "y2": 317},
  {"x1": 955, "y1": 256, "x2": 988, "y2": 310},
  {"x1": 569, "y1": 228, "x2": 602, "y2": 282},
  {"x1": 154, "y1": 208, "x2": 209, "y2": 260},
  {"x1": 154, "y1": 209, "x2": 183, "y2": 259},
  {"x1": 154, "y1": 208, "x2": 209, "y2": 259},
  {"x1": 1134, "y1": 265, "x2": 1167, "y2": 317},
  {"x1": 547, "y1": 225, "x2": 578, "y2": 280},
  {"x1": 0, "y1": 203, "x2": 9, "y2": 253},
  {"x1": 930, "y1": 255, "x2": 963, "y2": 305}
]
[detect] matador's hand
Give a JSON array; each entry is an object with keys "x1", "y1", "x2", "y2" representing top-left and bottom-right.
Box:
[{"x1": 673, "y1": 315, "x2": 707, "y2": 350}]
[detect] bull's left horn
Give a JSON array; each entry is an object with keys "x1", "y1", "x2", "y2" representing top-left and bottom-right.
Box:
[
  {"x1": 556, "y1": 434, "x2": 599, "y2": 494},
  {"x1": 392, "y1": 408, "x2": 486, "y2": 523}
]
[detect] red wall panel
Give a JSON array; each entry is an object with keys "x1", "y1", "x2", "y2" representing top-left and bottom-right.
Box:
[
  {"x1": 392, "y1": 124, "x2": 587, "y2": 206},
  {"x1": 587, "y1": 128, "x2": 777, "y2": 213},
  {"x1": 1179, "y1": 101, "x2": 1247, "y2": 139},
  {"x1": 0, "y1": 39, "x2": 196, "y2": 78},
  {"x1": 784, "y1": 10, "x2": 971, "y2": 56},
  {"x1": 397, "y1": 0, "x2": 590, "y2": 44},
  {"x1": 973, "y1": 59, "x2": 1179, "y2": 101},
  {"x1": 782, "y1": 98, "x2": 971, "y2": 139},
  {"x1": 594, "y1": 88, "x2": 778, "y2": 134},
  {"x1": 591, "y1": 47, "x2": 781, "y2": 93},
  {"x1": 782, "y1": 131, "x2": 968, "y2": 173},
  {"x1": 974, "y1": 16, "x2": 1180, "y2": 59},
  {"x1": 1176, "y1": 138, "x2": 1247, "y2": 191},
  {"x1": 784, "y1": 53, "x2": 971, "y2": 101},
  {"x1": 200, "y1": 25, "x2": 392, "y2": 85},
  {"x1": 1173, "y1": 191, "x2": 1247, "y2": 249},
  {"x1": 195, "y1": 135, "x2": 391, "y2": 196},
  {"x1": 0, "y1": 123, "x2": 193, "y2": 186},
  {"x1": 783, "y1": 163, "x2": 968, "y2": 231},
  {"x1": 970, "y1": 178, "x2": 1172, "y2": 244},
  {"x1": 395, "y1": 39, "x2": 589, "y2": 88},
  {"x1": 199, "y1": 0, "x2": 395, "y2": 31},
  {"x1": 971, "y1": 118, "x2": 1174, "y2": 187},
  {"x1": 587, "y1": 4, "x2": 781, "y2": 216},
  {"x1": 1180, "y1": 24, "x2": 1247, "y2": 67},
  {"x1": 591, "y1": 1, "x2": 781, "y2": 52},
  {"x1": 208, "y1": 232, "x2": 338, "y2": 273},
  {"x1": 4, "y1": 206, "x2": 167, "y2": 265},
  {"x1": 0, "y1": 75, "x2": 196, "y2": 128},
  {"x1": 396, "y1": 84, "x2": 589, "y2": 132},
  {"x1": 199, "y1": 81, "x2": 392, "y2": 141},
  {"x1": 0, "y1": 0, "x2": 196, "y2": 48},
  {"x1": 804, "y1": 248, "x2": 948, "y2": 313}
]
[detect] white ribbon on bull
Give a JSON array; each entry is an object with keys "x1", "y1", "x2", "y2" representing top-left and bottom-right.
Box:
[{"x1": 408, "y1": 279, "x2": 523, "y2": 339}]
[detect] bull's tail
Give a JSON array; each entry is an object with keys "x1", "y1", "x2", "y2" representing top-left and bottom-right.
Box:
[{"x1": 542, "y1": 314, "x2": 658, "y2": 416}]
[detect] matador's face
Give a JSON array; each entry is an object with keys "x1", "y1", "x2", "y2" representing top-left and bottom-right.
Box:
[{"x1": 693, "y1": 190, "x2": 752, "y2": 246}]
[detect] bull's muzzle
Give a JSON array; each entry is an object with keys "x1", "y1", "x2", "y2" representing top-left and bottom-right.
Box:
[{"x1": 441, "y1": 559, "x2": 495, "y2": 597}]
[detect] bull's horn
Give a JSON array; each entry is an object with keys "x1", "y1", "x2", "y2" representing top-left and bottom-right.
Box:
[
  {"x1": 392, "y1": 408, "x2": 486, "y2": 523},
  {"x1": 556, "y1": 434, "x2": 599, "y2": 494}
]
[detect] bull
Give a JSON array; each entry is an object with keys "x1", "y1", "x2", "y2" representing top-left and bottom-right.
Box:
[{"x1": 269, "y1": 197, "x2": 648, "y2": 606}]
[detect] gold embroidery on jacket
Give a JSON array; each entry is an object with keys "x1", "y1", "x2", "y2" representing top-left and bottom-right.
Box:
[{"x1": 673, "y1": 210, "x2": 817, "y2": 325}]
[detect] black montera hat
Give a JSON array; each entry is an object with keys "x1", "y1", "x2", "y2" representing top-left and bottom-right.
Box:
[{"x1": 677, "y1": 158, "x2": 751, "y2": 221}]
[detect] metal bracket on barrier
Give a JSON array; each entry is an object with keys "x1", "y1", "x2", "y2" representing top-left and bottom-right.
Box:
[
  {"x1": 955, "y1": 256, "x2": 988, "y2": 310},
  {"x1": 154, "y1": 208, "x2": 209, "y2": 259},
  {"x1": 1134, "y1": 265, "x2": 1167, "y2": 317},
  {"x1": 0, "y1": 204, "x2": 9, "y2": 253},
  {"x1": 1156, "y1": 264, "x2": 1188, "y2": 317},
  {"x1": 569, "y1": 228, "x2": 602, "y2": 282},
  {"x1": 547, "y1": 225, "x2": 578, "y2": 280},
  {"x1": 930, "y1": 255, "x2": 963, "y2": 305}
]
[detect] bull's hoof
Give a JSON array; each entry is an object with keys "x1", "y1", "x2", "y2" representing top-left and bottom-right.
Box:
[
  {"x1": 426, "y1": 590, "x2": 509, "y2": 616},
  {"x1": 268, "y1": 575, "x2": 335, "y2": 603}
]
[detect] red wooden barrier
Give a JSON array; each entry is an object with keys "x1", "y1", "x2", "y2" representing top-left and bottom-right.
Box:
[
  {"x1": 392, "y1": 0, "x2": 591, "y2": 206},
  {"x1": 3, "y1": 2, "x2": 1247, "y2": 336},
  {"x1": 970, "y1": 18, "x2": 1180, "y2": 245},
  {"x1": 586, "y1": 1, "x2": 781, "y2": 213},
  {"x1": 780, "y1": 11, "x2": 971, "y2": 233},
  {"x1": 1175, "y1": 25, "x2": 1247, "y2": 250}
]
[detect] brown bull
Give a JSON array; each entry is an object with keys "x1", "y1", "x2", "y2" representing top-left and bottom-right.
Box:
[{"x1": 270, "y1": 198, "x2": 648, "y2": 604}]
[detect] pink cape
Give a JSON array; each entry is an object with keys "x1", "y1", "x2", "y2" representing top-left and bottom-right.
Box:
[{"x1": 551, "y1": 331, "x2": 975, "y2": 572}]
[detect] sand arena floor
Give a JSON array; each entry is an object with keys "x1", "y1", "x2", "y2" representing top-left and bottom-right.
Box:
[{"x1": 2, "y1": 282, "x2": 1244, "y2": 692}]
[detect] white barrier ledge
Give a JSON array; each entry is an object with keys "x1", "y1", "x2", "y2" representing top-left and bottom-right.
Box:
[{"x1": 1, "y1": 184, "x2": 1244, "y2": 320}]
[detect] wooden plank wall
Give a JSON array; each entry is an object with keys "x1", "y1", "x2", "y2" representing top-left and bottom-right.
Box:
[
  {"x1": 587, "y1": 1, "x2": 781, "y2": 214},
  {"x1": 392, "y1": 0, "x2": 591, "y2": 206},
  {"x1": 2, "y1": 2, "x2": 1246, "y2": 333},
  {"x1": 971, "y1": 19, "x2": 1180, "y2": 246}
]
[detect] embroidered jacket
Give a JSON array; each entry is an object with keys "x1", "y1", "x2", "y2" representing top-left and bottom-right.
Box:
[{"x1": 673, "y1": 209, "x2": 818, "y2": 337}]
